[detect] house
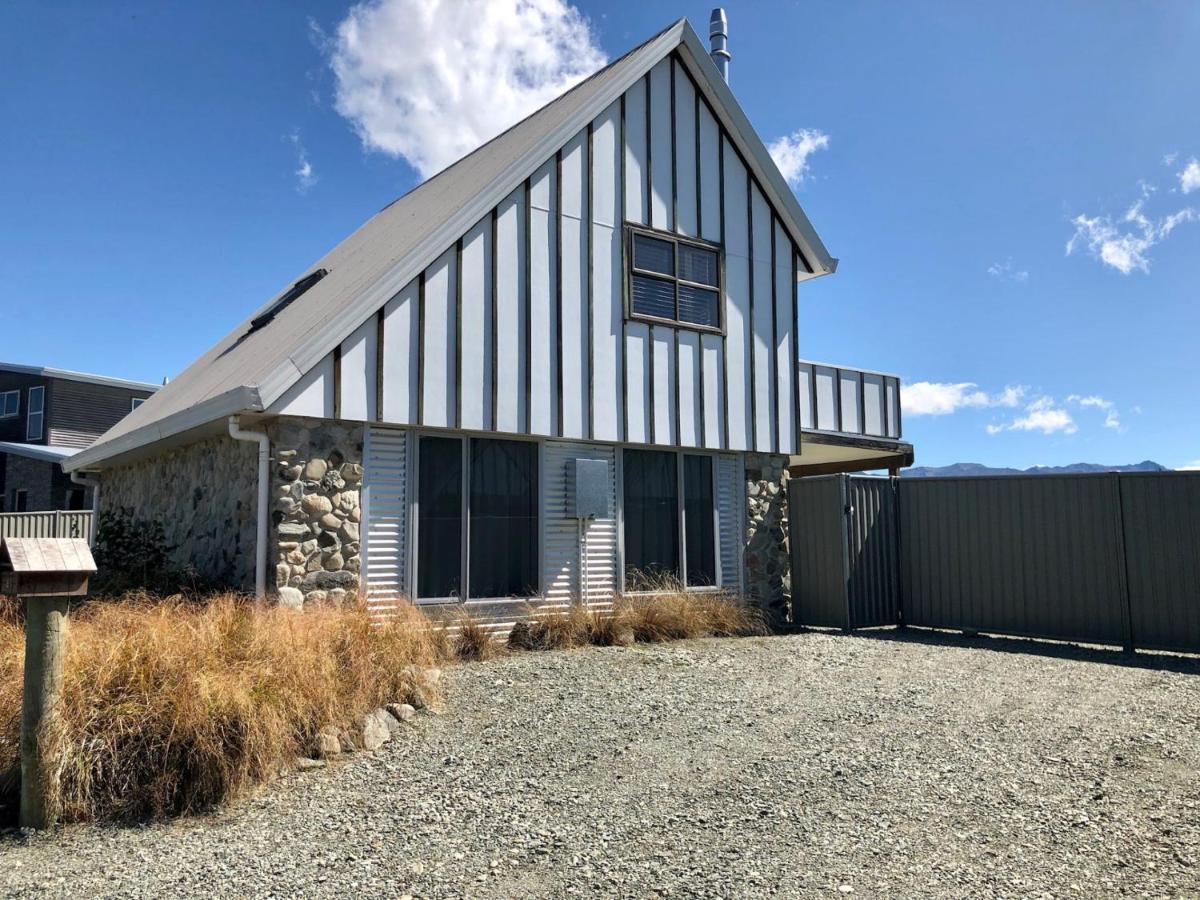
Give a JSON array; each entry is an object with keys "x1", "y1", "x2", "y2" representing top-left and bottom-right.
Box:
[
  {"x1": 0, "y1": 363, "x2": 157, "y2": 513},
  {"x1": 63, "y1": 13, "x2": 912, "y2": 625}
]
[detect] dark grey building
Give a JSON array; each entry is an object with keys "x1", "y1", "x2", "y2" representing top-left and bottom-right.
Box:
[{"x1": 0, "y1": 363, "x2": 157, "y2": 512}]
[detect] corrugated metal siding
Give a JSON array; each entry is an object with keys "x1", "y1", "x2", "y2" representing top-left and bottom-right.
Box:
[
  {"x1": 789, "y1": 475, "x2": 849, "y2": 628},
  {"x1": 542, "y1": 440, "x2": 618, "y2": 607},
  {"x1": 897, "y1": 475, "x2": 1129, "y2": 645},
  {"x1": 363, "y1": 426, "x2": 408, "y2": 617},
  {"x1": 846, "y1": 477, "x2": 900, "y2": 627},
  {"x1": 1119, "y1": 473, "x2": 1200, "y2": 653},
  {"x1": 717, "y1": 453, "x2": 743, "y2": 591}
]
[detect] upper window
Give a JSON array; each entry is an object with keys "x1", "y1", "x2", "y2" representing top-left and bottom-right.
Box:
[
  {"x1": 0, "y1": 390, "x2": 18, "y2": 418},
  {"x1": 131, "y1": 397, "x2": 145, "y2": 411},
  {"x1": 26, "y1": 386, "x2": 44, "y2": 441},
  {"x1": 627, "y1": 226, "x2": 722, "y2": 331}
]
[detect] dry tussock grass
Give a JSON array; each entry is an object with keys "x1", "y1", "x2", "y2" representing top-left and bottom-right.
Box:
[
  {"x1": 0, "y1": 592, "x2": 448, "y2": 822},
  {"x1": 509, "y1": 584, "x2": 765, "y2": 651},
  {"x1": 451, "y1": 610, "x2": 504, "y2": 661}
]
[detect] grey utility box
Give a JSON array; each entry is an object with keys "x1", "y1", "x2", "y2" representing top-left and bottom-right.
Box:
[{"x1": 565, "y1": 458, "x2": 610, "y2": 519}]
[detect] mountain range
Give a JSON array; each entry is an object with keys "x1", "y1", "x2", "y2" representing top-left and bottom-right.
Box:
[{"x1": 901, "y1": 461, "x2": 1169, "y2": 478}]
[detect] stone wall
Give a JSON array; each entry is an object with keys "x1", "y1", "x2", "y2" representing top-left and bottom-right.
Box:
[
  {"x1": 743, "y1": 452, "x2": 791, "y2": 626},
  {"x1": 268, "y1": 417, "x2": 364, "y2": 609},
  {"x1": 100, "y1": 435, "x2": 257, "y2": 589}
]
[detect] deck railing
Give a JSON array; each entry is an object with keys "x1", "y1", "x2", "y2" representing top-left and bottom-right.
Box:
[
  {"x1": 797, "y1": 360, "x2": 902, "y2": 440},
  {"x1": 0, "y1": 511, "x2": 93, "y2": 541}
]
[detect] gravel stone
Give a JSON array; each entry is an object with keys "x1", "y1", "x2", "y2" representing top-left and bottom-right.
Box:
[{"x1": 1, "y1": 633, "x2": 1197, "y2": 898}]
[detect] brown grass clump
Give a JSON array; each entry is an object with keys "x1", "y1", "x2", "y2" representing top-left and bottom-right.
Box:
[
  {"x1": 451, "y1": 610, "x2": 503, "y2": 661},
  {"x1": 508, "y1": 585, "x2": 765, "y2": 651},
  {"x1": 0, "y1": 593, "x2": 448, "y2": 822}
]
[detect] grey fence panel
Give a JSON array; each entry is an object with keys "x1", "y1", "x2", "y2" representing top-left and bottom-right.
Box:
[
  {"x1": 0, "y1": 511, "x2": 92, "y2": 540},
  {"x1": 897, "y1": 475, "x2": 1130, "y2": 647},
  {"x1": 1119, "y1": 473, "x2": 1200, "y2": 654},
  {"x1": 845, "y1": 477, "x2": 900, "y2": 627},
  {"x1": 789, "y1": 475, "x2": 850, "y2": 628}
]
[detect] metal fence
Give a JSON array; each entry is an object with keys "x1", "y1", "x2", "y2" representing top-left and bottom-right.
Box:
[
  {"x1": 789, "y1": 472, "x2": 1200, "y2": 654},
  {"x1": 0, "y1": 511, "x2": 93, "y2": 541}
]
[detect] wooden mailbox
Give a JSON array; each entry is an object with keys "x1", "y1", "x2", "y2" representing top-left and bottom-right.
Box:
[{"x1": 0, "y1": 537, "x2": 96, "y2": 598}]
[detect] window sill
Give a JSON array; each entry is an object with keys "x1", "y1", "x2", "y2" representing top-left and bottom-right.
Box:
[{"x1": 625, "y1": 312, "x2": 724, "y2": 337}]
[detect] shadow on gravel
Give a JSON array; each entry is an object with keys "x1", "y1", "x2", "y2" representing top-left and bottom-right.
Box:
[{"x1": 791, "y1": 624, "x2": 1200, "y2": 675}]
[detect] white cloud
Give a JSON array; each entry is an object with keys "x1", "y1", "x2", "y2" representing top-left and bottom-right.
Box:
[
  {"x1": 986, "y1": 258, "x2": 1029, "y2": 282},
  {"x1": 1180, "y1": 459, "x2": 1200, "y2": 471},
  {"x1": 1163, "y1": 152, "x2": 1178, "y2": 167},
  {"x1": 1067, "y1": 183, "x2": 1197, "y2": 274},
  {"x1": 996, "y1": 396, "x2": 1078, "y2": 436},
  {"x1": 327, "y1": 0, "x2": 606, "y2": 179},
  {"x1": 1180, "y1": 158, "x2": 1200, "y2": 194},
  {"x1": 288, "y1": 131, "x2": 317, "y2": 193},
  {"x1": 901, "y1": 382, "x2": 1025, "y2": 417},
  {"x1": 767, "y1": 129, "x2": 830, "y2": 188},
  {"x1": 1066, "y1": 393, "x2": 1122, "y2": 430}
]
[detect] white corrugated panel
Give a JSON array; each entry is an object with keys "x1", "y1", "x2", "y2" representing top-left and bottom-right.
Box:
[
  {"x1": 717, "y1": 453, "x2": 743, "y2": 592},
  {"x1": 364, "y1": 426, "x2": 408, "y2": 617},
  {"x1": 542, "y1": 440, "x2": 619, "y2": 607}
]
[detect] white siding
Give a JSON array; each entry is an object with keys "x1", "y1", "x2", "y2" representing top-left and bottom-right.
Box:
[
  {"x1": 363, "y1": 426, "x2": 408, "y2": 617},
  {"x1": 651, "y1": 326, "x2": 675, "y2": 445},
  {"x1": 700, "y1": 334, "x2": 724, "y2": 448},
  {"x1": 339, "y1": 317, "x2": 377, "y2": 422},
  {"x1": 560, "y1": 130, "x2": 588, "y2": 439},
  {"x1": 722, "y1": 139, "x2": 751, "y2": 451},
  {"x1": 269, "y1": 353, "x2": 333, "y2": 417},
  {"x1": 459, "y1": 217, "x2": 492, "y2": 431},
  {"x1": 774, "y1": 222, "x2": 796, "y2": 453},
  {"x1": 421, "y1": 247, "x2": 455, "y2": 428},
  {"x1": 863, "y1": 373, "x2": 884, "y2": 437},
  {"x1": 750, "y1": 185, "x2": 775, "y2": 453},
  {"x1": 697, "y1": 101, "x2": 721, "y2": 244},
  {"x1": 623, "y1": 77, "x2": 648, "y2": 226},
  {"x1": 542, "y1": 440, "x2": 619, "y2": 606},
  {"x1": 381, "y1": 281, "x2": 418, "y2": 424},
  {"x1": 673, "y1": 60, "x2": 698, "y2": 238},
  {"x1": 624, "y1": 322, "x2": 651, "y2": 444},
  {"x1": 494, "y1": 186, "x2": 528, "y2": 433},
  {"x1": 648, "y1": 58, "x2": 673, "y2": 232},
  {"x1": 529, "y1": 159, "x2": 558, "y2": 436},
  {"x1": 677, "y1": 330, "x2": 701, "y2": 447},
  {"x1": 591, "y1": 102, "x2": 623, "y2": 442},
  {"x1": 717, "y1": 453, "x2": 743, "y2": 591}
]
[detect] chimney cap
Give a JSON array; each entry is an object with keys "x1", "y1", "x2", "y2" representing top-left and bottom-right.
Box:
[{"x1": 709, "y1": 8, "x2": 728, "y2": 36}]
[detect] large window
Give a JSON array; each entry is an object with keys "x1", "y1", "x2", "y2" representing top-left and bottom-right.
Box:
[
  {"x1": 627, "y1": 226, "x2": 722, "y2": 331},
  {"x1": 415, "y1": 435, "x2": 538, "y2": 601},
  {"x1": 0, "y1": 390, "x2": 18, "y2": 418},
  {"x1": 623, "y1": 449, "x2": 719, "y2": 591},
  {"x1": 26, "y1": 386, "x2": 44, "y2": 441}
]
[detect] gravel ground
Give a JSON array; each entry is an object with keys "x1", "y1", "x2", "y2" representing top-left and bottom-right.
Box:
[{"x1": 1, "y1": 630, "x2": 1198, "y2": 898}]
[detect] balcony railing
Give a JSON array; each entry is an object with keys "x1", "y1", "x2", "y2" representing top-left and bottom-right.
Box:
[{"x1": 797, "y1": 359, "x2": 902, "y2": 441}]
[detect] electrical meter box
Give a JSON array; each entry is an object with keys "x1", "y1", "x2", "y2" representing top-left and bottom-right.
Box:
[{"x1": 565, "y1": 458, "x2": 610, "y2": 519}]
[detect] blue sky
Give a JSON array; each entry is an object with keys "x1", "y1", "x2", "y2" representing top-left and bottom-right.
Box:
[{"x1": 3, "y1": 1, "x2": 1199, "y2": 469}]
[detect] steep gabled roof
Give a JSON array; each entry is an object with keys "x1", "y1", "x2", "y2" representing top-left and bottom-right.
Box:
[{"x1": 67, "y1": 17, "x2": 833, "y2": 472}]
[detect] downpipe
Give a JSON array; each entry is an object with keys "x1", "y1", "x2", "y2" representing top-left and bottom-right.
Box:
[
  {"x1": 69, "y1": 470, "x2": 100, "y2": 546},
  {"x1": 228, "y1": 416, "x2": 270, "y2": 601}
]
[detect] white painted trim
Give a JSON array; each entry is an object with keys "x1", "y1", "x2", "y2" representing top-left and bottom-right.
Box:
[{"x1": 0, "y1": 362, "x2": 161, "y2": 392}]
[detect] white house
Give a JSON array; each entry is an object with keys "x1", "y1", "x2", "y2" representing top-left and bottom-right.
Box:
[{"x1": 64, "y1": 13, "x2": 912, "y2": 626}]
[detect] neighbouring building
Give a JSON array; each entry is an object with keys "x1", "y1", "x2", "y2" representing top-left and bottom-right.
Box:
[
  {"x1": 0, "y1": 363, "x2": 157, "y2": 513},
  {"x1": 64, "y1": 13, "x2": 912, "y2": 626}
]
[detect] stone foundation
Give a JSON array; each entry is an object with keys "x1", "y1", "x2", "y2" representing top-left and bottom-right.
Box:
[
  {"x1": 743, "y1": 452, "x2": 791, "y2": 626},
  {"x1": 99, "y1": 435, "x2": 257, "y2": 588},
  {"x1": 267, "y1": 417, "x2": 364, "y2": 609}
]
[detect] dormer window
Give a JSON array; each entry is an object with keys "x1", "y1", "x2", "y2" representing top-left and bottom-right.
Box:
[{"x1": 625, "y1": 226, "x2": 723, "y2": 332}]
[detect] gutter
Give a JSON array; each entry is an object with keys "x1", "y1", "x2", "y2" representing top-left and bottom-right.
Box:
[
  {"x1": 68, "y1": 470, "x2": 100, "y2": 547},
  {"x1": 227, "y1": 416, "x2": 270, "y2": 601}
]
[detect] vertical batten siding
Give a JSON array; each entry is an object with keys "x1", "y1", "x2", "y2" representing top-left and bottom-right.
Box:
[
  {"x1": 676, "y1": 331, "x2": 702, "y2": 446},
  {"x1": 624, "y1": 324, "x2": 652, "y2": 443},
  {"x1": 381, "y1": 281, "x2": 419, "y2": 424},
  {"x1": 700, "y1": 335, "x2": 724, "y2": 448},
  {"x1": 648, "y1": 59, "x2": 673, "y2": 232},
  {"x1": 772, "y1": 220, "x2": 795, "y2": 454},
  {"x1": 623, "y1": 77, "x2": 649, "y2": 226},
  {"x1": 269, "y1": 354, "x2": 334, "y2": 417},
  {"x1": 458, "y1": 218, "x2": 493, "y2": 431},
  {"x1": 420, "y1": 248, "x2": 456, "y2": 427},
  {"x1": 338, "y1": 317, "x2": 378, "y2": 422},
  {"x1": 749, "y1": 185, "x2": 774, "y2": 453},
  {"x1": 650, "y1": 326, "x2": 675, "y2": 445},
  {"x1": 542, "y1": 440, "x2": 619, "y2": 604},
  {"x1": 673, "y1": 59, "x2": 698, "y2": 237},
  {"x1": 494, "y1": 185, "x2": 529, "y2": 434},
  {"x1": 721, "y1": 137, "x2": 751, "y2": 450},
  {"x1": 559, "y1": 130, "x2": 589, "y2": 440},
  {"x1": 528, "y1": 159, "x2": 559, "y2": 436},
  {"x1": 591, "y1": 101, "x2": 623, "y2": 443},
  {"x1": 697, "y1": 100, "x2": 722, "y2": 244}
]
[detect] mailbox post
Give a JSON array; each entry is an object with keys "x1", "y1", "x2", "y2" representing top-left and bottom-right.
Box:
[{"x1": 0, "y1": 537, "x2": 95, "y2": 830}]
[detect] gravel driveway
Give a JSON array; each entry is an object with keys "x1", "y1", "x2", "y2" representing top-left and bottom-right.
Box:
[{"x1": 2, "y1": 630, "x2": 1198, "y2": 898}]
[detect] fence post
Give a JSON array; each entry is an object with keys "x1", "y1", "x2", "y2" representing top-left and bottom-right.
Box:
[
  {"x1": 839, "y1": 474, "x2": 853, "y2": 632},
  {"x1": 1112, "y1": 474, "x2": 1136, "y2": 655},
  {"x1": 20, "y1": 595, "x2": 71, "y2": 829}
]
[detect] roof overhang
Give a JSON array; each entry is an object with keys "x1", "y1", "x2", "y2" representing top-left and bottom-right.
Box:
[
  {"x1": 790, "y1": 430, "x2": 915, "y2": 477},
  {"x1": 0, "y1": 442, "x2": 78, "y2": 463},
  {"x1": 0, "y1": 361, "x2": 160, "y2": 392}
]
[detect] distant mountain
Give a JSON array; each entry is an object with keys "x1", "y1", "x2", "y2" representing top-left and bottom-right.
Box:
[{"x1": 902, "y1": 460, "x2": 1169, "y2": 478}]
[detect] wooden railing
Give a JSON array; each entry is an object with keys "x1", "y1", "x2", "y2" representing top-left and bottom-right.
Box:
[{"x1": 0, "y1": 511, "x2": 93, "y2": 542}]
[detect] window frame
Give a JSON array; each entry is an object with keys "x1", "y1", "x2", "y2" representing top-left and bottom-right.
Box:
[
  {"x1": 25, "y1": 386, "x2": 44, "y2": 441},
  {"x1": 620, "y1": 447, "x2": 723, "y2": 594},
  {"x1": 410, "y1": 431, "x2": 542, "y2": 604},
  {"x1": 0, "y1": 390, "x2": 18, "y2": 419},
  {"x1": 131, "y1": 397, "x2": 145, "y2": 411},
  {"x1": 623, "y1": 223, "x2": 725, "y2": 335}
]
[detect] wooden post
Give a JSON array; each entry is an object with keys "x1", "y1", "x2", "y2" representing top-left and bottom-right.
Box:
[{"x1": 20, "y1": 595, "x2": 70, "y2": 830}]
